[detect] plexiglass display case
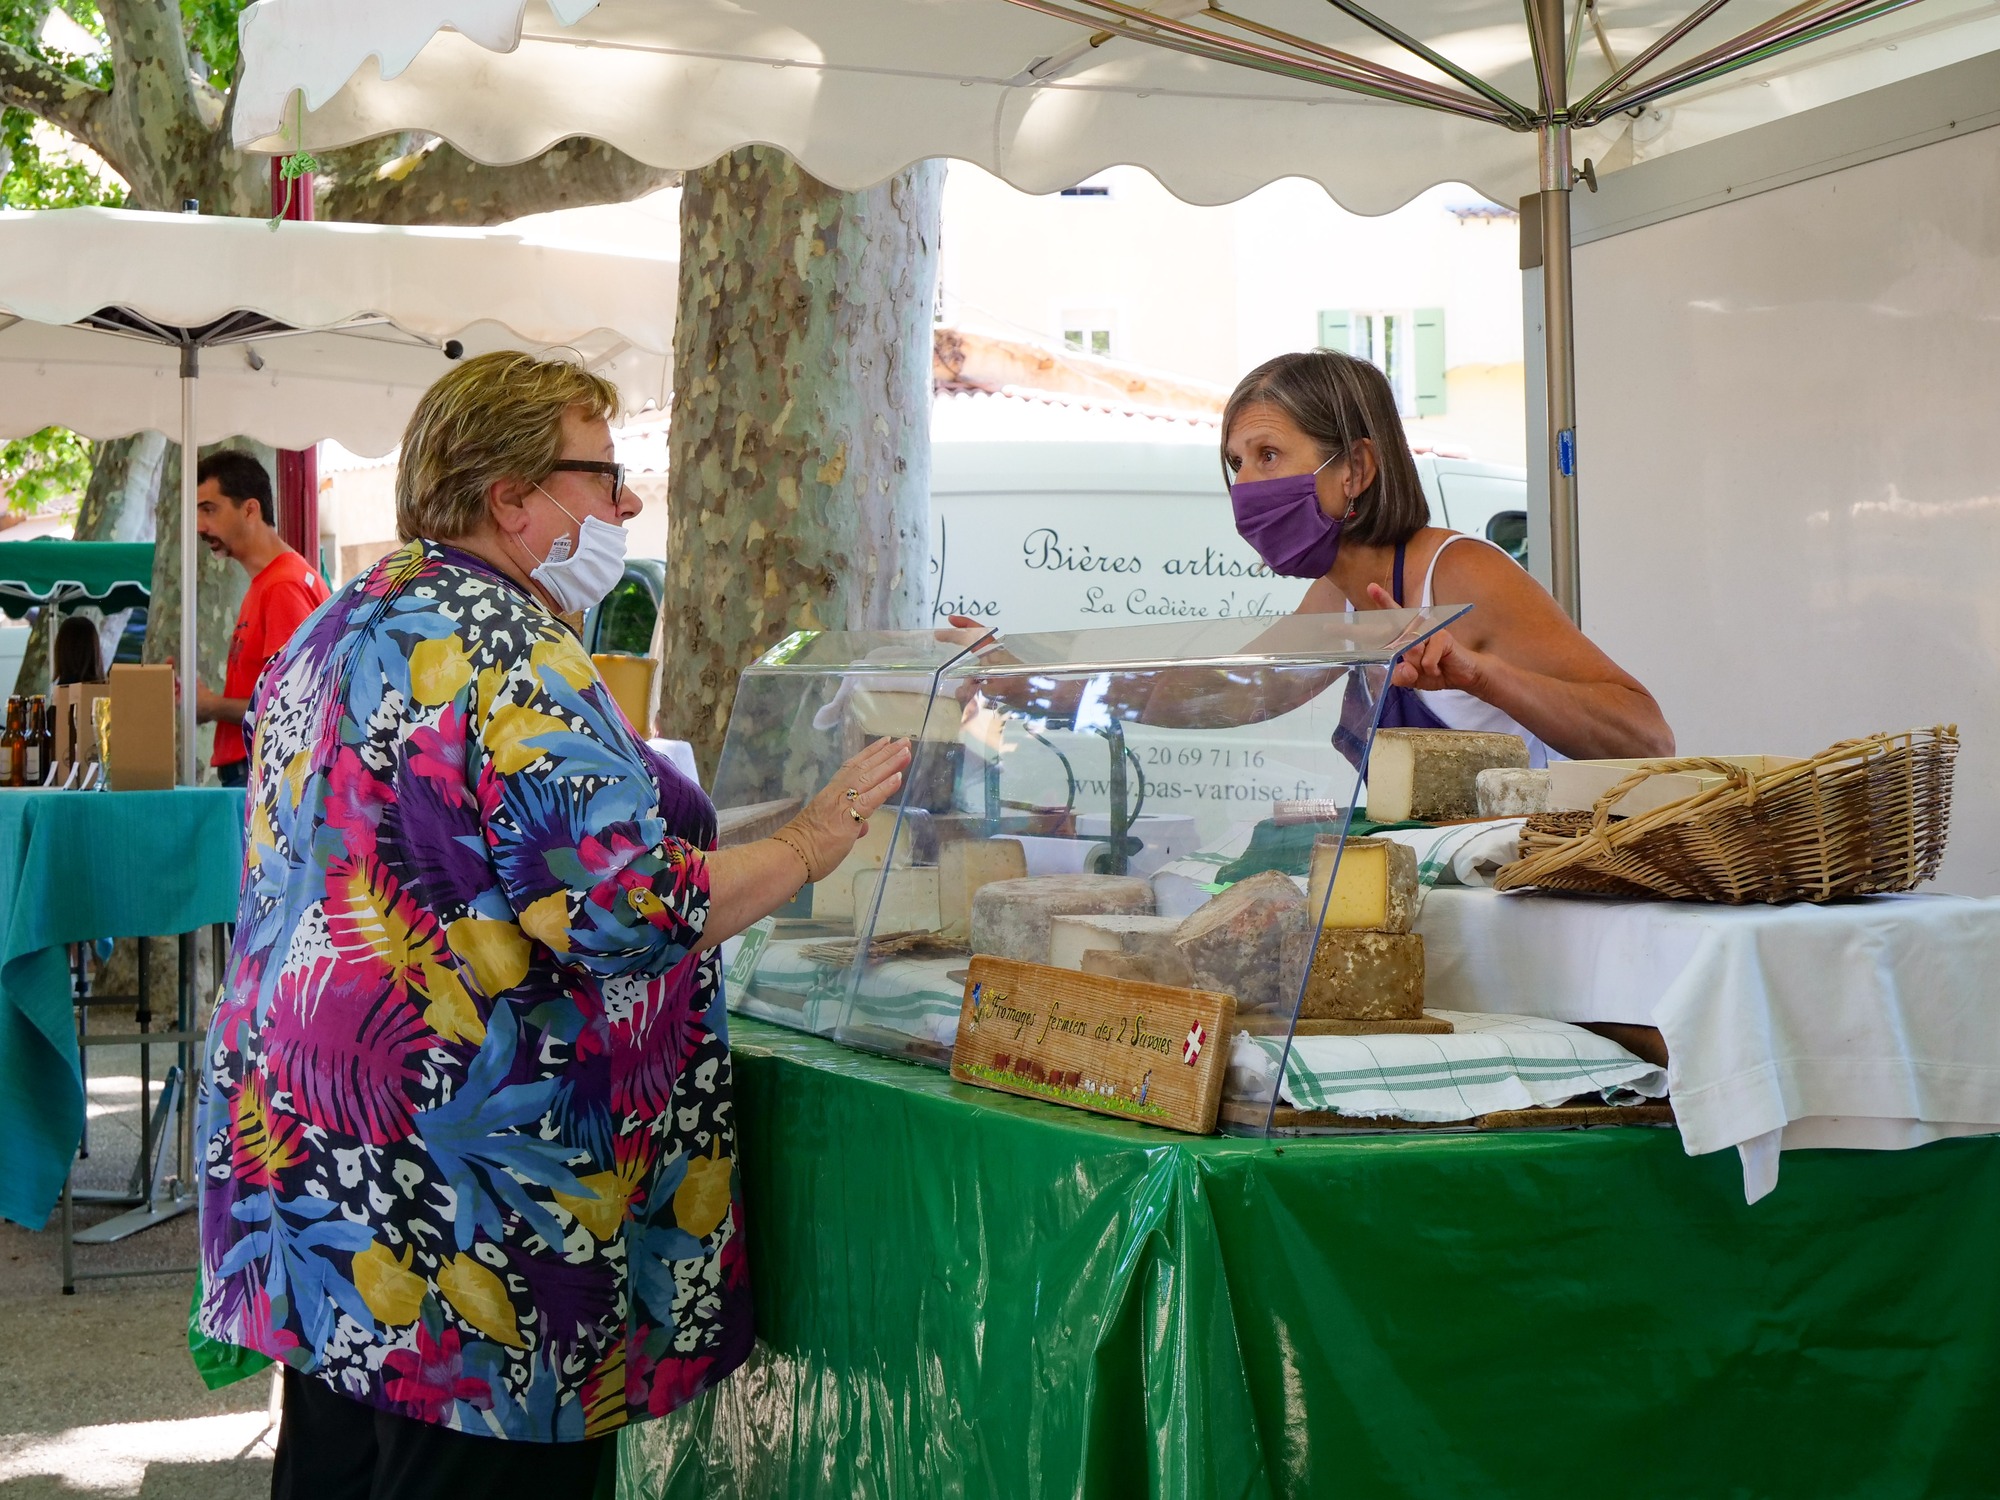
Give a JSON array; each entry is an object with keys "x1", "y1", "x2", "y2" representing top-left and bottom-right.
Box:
[{"x1": 711, "y1": 608, "x2": 1467, "y2": 1135}]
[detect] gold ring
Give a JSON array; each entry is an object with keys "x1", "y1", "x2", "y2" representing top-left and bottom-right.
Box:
[
  {"x1": 844, "y1": 788, "x2": 859, "y2": 801},
  {"x1": 848, "y1": 807, "x2": 865, "y2": 824}
]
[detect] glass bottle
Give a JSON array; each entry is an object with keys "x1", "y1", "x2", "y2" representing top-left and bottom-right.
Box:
[
  {"x1": 2, "y1": 698, "x2": 21, "y2": 788},
  {"x1": 40, "y1": 699, "x2": 55, "y2": 780},
  {"x1": 21, "y1": 696, "x2": 42, "y2": 787}
]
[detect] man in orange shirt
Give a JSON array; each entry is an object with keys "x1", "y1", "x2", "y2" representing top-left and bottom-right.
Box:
[{"x1": 191, "y1": 451, "x2": 330, "y2": 788}]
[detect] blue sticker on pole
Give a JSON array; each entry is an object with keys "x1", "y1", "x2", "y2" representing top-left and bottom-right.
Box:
[{"x1": 1557, "y1": 428, "x2": 1576, "y2": 477}]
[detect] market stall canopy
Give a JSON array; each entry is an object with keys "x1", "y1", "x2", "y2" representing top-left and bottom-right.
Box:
[
  {"x1": 0, "y1": 205, "x2": 678, "y2": 783},
  {"x1": 232, "y1": 0, "x2": 2000, "y2": 213},
  {"x1": 0, "y1": 540, "x2": 153, "y2": 619},
  {"x1": 0, "y1": 206, "x2": 677, "y2": 457}
]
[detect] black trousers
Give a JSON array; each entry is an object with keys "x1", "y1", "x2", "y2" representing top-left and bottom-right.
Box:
[{"x1": 271, "y1": 1368, "x2": 613, "y2": 1500}]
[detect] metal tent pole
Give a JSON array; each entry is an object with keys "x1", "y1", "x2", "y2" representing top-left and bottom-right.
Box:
[
  {"x1": 1527, "y1": 0, "x2": 1582, "y2": 622},
  {"x1": 1537, "y1": 128, "x2": 1580, "y2": 621},
  {"x1": 179, "y1": 344, "x2": 199, "y2": 786}
]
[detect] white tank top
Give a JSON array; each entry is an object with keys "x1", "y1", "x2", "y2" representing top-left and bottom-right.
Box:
[{"x1": 1353, "y1": 533, "x2": 1564, "y2": 770}]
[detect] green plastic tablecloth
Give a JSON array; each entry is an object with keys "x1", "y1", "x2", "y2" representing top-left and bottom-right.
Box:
[
  {"x1": 0, "y1": 787, "x2": 244, "y2": 1228},
  {"x1": 621, "y1": 1016, "x2": 2000, "y2": 1500}
]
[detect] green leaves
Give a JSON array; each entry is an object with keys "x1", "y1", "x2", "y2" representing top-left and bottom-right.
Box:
[
  {"x1": 0, "y1": 427, "x2": 92, "y2": 512},
  {"x1": 179, "y1": 0, "x2": 245, "y2": 89}
]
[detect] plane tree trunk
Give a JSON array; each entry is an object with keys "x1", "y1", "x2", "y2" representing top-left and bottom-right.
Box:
[{"x1": 663, "y1": 147, "x2": 944, "y2": 780}]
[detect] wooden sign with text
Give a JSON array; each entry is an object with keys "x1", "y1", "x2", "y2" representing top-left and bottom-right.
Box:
[{"x1": 950, "y1": 956, "x2": 1236, "y2": 1135}]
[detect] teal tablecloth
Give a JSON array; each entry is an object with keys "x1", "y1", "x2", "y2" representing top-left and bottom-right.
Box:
[
  {"x1": 621, "y1": 1017, "x2": 2000, "y2": 1500},
  {"x1": 0, "y1": 787, "x2": 245, "y2": 1228}
]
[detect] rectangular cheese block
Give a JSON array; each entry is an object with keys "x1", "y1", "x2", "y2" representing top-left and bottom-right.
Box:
[
  {"x1": 814, "y1": 811, "x2": 933, "y2": 926},
  {"x1": 1365, "y1": 729, "x2": 1529, "y2": 823},
  {"x1": 857, "y1": 866, "x2": 942, "y2": 937},
  {"x1": 1547, "y1": 755, "x2": 1805, "y2": 819},
  {"x1": 1173, "y1": 870, "x2": 1306, "y2": 1017},
  {"x1": 1476, "y1": 768, "x2": 1550, "y2": 818},
  {"x1": 1280, "y1": 927, "x2": 1426, "y2": 1021},
  {"x1": 970, "y1": 875, "x2": 1155, "y2": 965},
  {"x1": 847, "y1": 687, "x2": 964, "y2": 741},
  {"x1": 940, "y1": 839, "x2": 1030, "y2": 942},
  {"x1": 1048, "y1": 914, "x2": 1192, "y2": 986},
  {"x1": 1305, "y1": 836, "x2": 1418, "y2": 934}
]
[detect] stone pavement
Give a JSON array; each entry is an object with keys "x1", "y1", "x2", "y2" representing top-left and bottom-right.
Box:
[{"x1": 0, "y1": 1041, "x2": 276, "y2": 1498}]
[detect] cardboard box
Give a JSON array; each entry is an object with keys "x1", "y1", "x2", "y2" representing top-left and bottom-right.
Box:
[
  {"x1": 107, "y1": 664, "x2": 176, "y2": 790},
  {"x1": 591, "y1": 653, "x2": 657, "y2": 736},
  {"x1": 1548, "y1": 755, "x2": 1806, "y2": 819},
  {"x1": 52, "y1": 682, "x2": 111, "y2": 778}
]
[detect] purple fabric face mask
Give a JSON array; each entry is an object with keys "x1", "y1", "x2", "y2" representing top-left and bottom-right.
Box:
[{"x1": 1230, "y1": 452, "x2": 1350, "y2": 578}]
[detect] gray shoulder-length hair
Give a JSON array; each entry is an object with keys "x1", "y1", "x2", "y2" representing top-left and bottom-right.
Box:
[{"x1": 1221, "y1": 350, "x2": 1430, "y2": 548}]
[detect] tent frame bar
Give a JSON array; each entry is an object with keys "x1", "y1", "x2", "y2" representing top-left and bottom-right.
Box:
[
  {"x1": 1002, "y1": 0, "x2": 1934, "y2": 617},
  {"x1": 35, "y1": 307, "x2": 449, "y2": 782}
]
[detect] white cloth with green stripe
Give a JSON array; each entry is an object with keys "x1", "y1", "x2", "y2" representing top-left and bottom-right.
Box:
[
  {"x1": 1373, "y1": 820, "x2": 1528, "y2": 889},
  {"x1": 1228, "y1": 1011, "x2": 1667, "y2": 1121}
]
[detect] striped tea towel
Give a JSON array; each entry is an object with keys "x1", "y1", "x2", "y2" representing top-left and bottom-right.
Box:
[
  {"x1": 723, "y1": 921, "x2": 964, "y2": 1044},
  {"x1": 1228, "y1": 1010, "x2": 1667, "y2": 1121},
  {"x1": 1375, "y1": 820, "x2": 1527, "y2": 888}
]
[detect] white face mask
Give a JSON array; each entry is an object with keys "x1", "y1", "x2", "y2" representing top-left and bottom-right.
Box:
[{"x1": 521, "y1": 483, "x2": 627, "y2": 615}]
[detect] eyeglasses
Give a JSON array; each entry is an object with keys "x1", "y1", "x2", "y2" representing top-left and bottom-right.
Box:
[{"x1": 547, "y1": 459, "x2": 627, "y2": 505}]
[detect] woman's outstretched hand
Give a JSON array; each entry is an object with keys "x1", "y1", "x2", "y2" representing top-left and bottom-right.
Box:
[
  {"x1": 780, "y1": 737, "x2": 912, "y2": 879},
  {"x1": 1366, "y1": 583, "x2": 1485, "y2": 694}
]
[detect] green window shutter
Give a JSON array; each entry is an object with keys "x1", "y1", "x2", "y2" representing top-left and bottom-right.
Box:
[
  {"x1": 1317, "y1": 310, "x2": 1351, "y2": 353},
  {"x1": 1414, "y1": 306, "x2": 1446, "y2": 415}
]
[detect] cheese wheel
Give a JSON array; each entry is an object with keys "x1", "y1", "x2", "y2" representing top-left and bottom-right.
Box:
[
  {"x1": 1365, "y1": 729, "x2": 1529, "y2": 823},
  {"x1": 969, "y1": 876, "x2": 1155, "y2": 965},
  {"x1": 1173, "y1": 870, "x2": 1307, "y2": 1016},
  {"x1": 1281, "y1": 927, "x2": 1426, "y2": 1021},
  {"x1": 1306, "y1": 836, "x2": 1419, "y2": 934}
]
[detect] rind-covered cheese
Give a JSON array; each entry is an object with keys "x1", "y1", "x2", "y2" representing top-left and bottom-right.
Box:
[
  {"x1": 1476, "y1": 768, "x2": 1550, "y2": 818},
  {"x1": 1305, "y1": 836, "x2": 1419, "y2": 934},
  {"x1": 1173, "y1": 870, "x2": 1307, "y2": 1017},
  {"x1": 1049, "y1": 914, "x2": 1192, "y2": 986},
  {"x1": 1281, "y1": 927, "x2": 1426, "y2": 1021},
  {"x1": 858, "y1": 867, "x2": 942, "y2": 937},
  {"x1": 1365, "y1": 729, "x2": 1529, "y2": 823},
  {"x1": 939, "y1": 839, "x2": 1030, "y2": 942},
  {"x1": 969, "y1": 875, "x2": 1155, "y2": 965},
  {"x1": 1080, "y1": 949, "x2": 1181, "y2": 986}
]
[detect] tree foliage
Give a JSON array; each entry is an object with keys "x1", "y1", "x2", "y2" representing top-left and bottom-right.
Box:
[{"x1": 0, "y1": 427, "x2": 93, "y2": 510}]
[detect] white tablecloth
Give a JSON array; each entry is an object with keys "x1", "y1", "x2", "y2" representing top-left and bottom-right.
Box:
[{"x1": 1417, "y1": 887, "x2": 2000, "y2": 1201}]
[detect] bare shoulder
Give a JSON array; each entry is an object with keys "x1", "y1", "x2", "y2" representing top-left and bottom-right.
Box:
[{"x1": 1427, "y1": 535, "x2": 1565, "y2": 643}]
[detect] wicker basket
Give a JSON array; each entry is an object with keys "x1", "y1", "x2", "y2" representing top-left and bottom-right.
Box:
[{"x1": 1492, "y1": 727, "x2": 1958, "y2": 903}]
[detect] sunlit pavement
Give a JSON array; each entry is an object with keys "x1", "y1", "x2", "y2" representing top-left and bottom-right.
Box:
[{"x1": 0, "y1": 1043, "x2": 277, "y2": 1497}]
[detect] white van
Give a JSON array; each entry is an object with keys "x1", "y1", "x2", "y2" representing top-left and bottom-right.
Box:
[
  {"x1": 925, "y1": 441, "x2": 1526, "y2": 847},
  {"x1": 927, "y1": 441, "x2": 1525, "y2": 632}
]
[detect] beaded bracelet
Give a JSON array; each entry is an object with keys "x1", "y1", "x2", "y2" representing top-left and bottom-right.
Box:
[{"x1": 770, "y1": 829, "x2": 817, "y2": 887}]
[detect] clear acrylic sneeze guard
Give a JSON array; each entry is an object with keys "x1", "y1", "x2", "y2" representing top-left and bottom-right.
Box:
[{"x1": 711, "y1": 609, "x2": 1466, "y2": 1136}]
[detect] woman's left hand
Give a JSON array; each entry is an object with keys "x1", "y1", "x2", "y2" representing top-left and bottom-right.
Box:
[{"x1": 1367, "y1": 583, "x2": 1486, "y2": 693}]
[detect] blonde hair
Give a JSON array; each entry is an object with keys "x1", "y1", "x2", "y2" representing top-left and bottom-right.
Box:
[
  {"x1": 1222, "y1": 351, "x2": 1430, "y2": 548},
  {"x1": 395, "y1": 350, "x2": 621, "y2": 541}
]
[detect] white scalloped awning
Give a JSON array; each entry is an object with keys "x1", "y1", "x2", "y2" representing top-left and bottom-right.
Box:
[
  {"x1": 0, "y1": 206, "x2": 677, "y2": 456},
  {"x1": 233, "y1": 0, "x2": 2000, "y2": 213}
]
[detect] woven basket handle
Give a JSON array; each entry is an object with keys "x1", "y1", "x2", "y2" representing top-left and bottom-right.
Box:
[{"x1": 1589, "y1": 757, "x2": 1756, "y2": 833}]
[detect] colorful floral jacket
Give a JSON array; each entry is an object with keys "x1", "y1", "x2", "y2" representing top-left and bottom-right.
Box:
[{"x1": 195, "y1": 540, "x2": 751, "y2": 1441}]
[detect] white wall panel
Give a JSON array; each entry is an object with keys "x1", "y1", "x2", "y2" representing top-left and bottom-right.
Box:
[{"x1": 1574, "y1": 122, "x2": 2000, "y2": 894}]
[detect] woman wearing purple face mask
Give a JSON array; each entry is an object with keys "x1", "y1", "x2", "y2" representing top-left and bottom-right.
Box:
[{"x1": 1223, "y1": 350, "x2": 1672, "y2": 763}]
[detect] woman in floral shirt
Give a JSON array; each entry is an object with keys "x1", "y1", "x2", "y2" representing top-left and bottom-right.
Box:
[{"x1": 195, "y1": 352, "x2": 906, "y2": 1499}]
